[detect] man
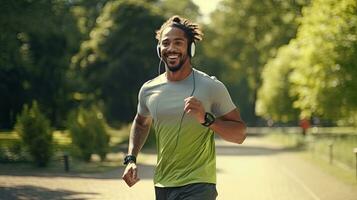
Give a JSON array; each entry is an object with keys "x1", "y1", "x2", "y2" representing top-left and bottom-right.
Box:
[
  {"x1": 299, "y1": 118, "x2": 310, "y2": 136},
  {"x1": 122, "y1": 15, "x2": 246, "y2": 200}
]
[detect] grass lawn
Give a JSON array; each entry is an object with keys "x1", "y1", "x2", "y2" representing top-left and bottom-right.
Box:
[
  {"x1": 0, "y1": 125, "x2": 132, "y2": 174},
  {"x1": 301, "y1": 152, "x2": 357, "y2": 186},
  {"x1": 264, "y1": 130, "x2": 357, "y2": 186}
]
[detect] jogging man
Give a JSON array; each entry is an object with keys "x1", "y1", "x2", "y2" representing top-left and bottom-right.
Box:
[{"x1": 122, "y1": 15, "x2": 246, "y2": 200}]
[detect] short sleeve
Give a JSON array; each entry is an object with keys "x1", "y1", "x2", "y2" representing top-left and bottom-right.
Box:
[
  {"x1": 137, "y1": 84, "x2": 151, "y2": 117},
  {"x1": 211, "y1": 80, "x2": 236, "y2": 117}
]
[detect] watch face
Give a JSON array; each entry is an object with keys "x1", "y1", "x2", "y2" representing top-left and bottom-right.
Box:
[
  {"x1": 206, "y1": 113, "x2": 215, "y2": 123},
  {"x1": 202, "y1": 112, "x2": 215, "y2": 127},
  {"x1": 124, "y1": 157, "x2": 130, "y2": 163}
]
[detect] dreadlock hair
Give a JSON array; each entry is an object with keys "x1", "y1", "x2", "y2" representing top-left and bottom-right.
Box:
[{"x1": 155, "y1": 15, "x2": 203, "y2": 43}]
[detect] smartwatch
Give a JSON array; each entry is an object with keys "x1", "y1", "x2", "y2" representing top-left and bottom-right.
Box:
[
  {"x1": 123, "y1": 155, "x2": 136, "y2": 165},
  {"x1": 201, "y1": 112, "x2": 215, "y2": 127}
]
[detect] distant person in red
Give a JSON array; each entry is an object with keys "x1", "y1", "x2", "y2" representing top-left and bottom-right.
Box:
[{"x1": 299, "y1": 118, "x2": 310, "y2": 136}]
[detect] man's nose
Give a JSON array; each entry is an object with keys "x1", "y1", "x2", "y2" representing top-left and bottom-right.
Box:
[{"x1": 167, "y1": 43, "x2": 176, "y2": 52}]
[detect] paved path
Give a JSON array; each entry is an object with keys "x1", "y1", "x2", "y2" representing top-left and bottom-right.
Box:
[{"x1": 1, "y1": 136, "x2": 356, "y2": 200}]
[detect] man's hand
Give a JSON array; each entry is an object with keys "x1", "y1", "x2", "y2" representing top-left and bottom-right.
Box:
[
  {"x1": 184, "y1": 96, "x2": 205, "y2": 123},
  {"x1": 122, "y1": 163, "x2": 140, "y2": 187}
]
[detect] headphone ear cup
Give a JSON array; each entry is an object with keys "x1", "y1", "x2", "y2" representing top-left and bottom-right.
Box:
[
  {"x1": 156, "y1": 45, "x2": 161, "y2": 59},
  {"x1": 190, "y1": 42, "x2": 196, "y2": 57}
]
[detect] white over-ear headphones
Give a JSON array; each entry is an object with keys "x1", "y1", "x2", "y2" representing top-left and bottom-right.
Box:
[
  {"x1": 190, "y1": 42, "x2": 196, "y2": 57},
  {"x1": 156, "y1": 42, "x2": 196, "y2": 59}
]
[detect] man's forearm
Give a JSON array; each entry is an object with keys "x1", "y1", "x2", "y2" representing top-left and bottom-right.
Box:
[
  {"x1": 210, "y1": 119, "x2": 246, "y2": 144},
  {"x1": 128, "y1": 114, "x2": 152, "y2": 156}
]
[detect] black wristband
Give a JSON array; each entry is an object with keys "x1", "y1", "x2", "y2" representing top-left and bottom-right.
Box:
[
  {"x1": 123, "y1": 155, "x2": 136, "y2": 165},
  {"x1": 201, "y1": 112, "x2": 215, "y2": 127}
]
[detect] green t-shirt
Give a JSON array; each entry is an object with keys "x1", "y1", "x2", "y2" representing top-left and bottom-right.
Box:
[{"x1": 137, "y1": 68, "x2": 236, "y2": 187}]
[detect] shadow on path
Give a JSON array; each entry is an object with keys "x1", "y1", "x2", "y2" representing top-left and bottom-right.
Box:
[
  {"x1": 0, "y1": 135, "x2": 300, "y2": 180},
  {"x1": 0, "y1": 163, "x2": 155, "y2": 180},
  {"x1": 0, "y1": 185, "x2": 98, "y2": 200}
]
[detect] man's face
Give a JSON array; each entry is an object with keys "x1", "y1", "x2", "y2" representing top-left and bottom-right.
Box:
[{"x1": 159, "y1": 26, "x2": 189, "y2": 72}]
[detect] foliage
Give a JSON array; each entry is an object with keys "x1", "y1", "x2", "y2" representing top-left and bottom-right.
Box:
[
  {"x1": 15, "y1": 101, "x2": 53, "y2": 167},
  {"x1": 70, "y1": 0, "x2": 110, "y2": 38},
  {"x1": 256, "y1": 43, "x2": 300, "y2": 122},
  {"x1": 290, "y1": 0, "x2": 357, "y2": 121},
  {"x1": 71, "y1": 0, "x2": 164, "y2": 125},
  {"x1": 258, "y1": 0, "x2": 357, "y2": 125},
  {"x1": 0, "y1": 139, "x2": 29, "y2": 163},
  {"x1": 201, "y1": 0, "x2": 309, "y2": 125},
  {"x1": 67, "y1": 106, "x2": 110, "y2": 162},
  {"x1": 158, "y1": 0, "x2": 201, "y2": 20},
  {"x1": 2, "y1": 0, "x2": 357, "y2": 128},
  {"x1": 0, "y1": 0, "x2": 81, "y2": 128}
]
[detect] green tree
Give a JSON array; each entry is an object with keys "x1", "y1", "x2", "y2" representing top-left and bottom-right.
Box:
[
  {"x1": 70, "y1": 0, "x2": 110, "y2": 38},
  {"x1": 67, "y1": 105, "x2": 110, "y2": 162},
  {"x1": 158, "y1": 0, "x2": 201, "y2": 20},
  {"x1": 71, "y1": 0, "x2": 164, "y2": 125},
  {"x1": 256, "y1": 42, "x2": 300, "y2": 122},
  {"x1": 289, "y1": 0, "x2": 357, "y2": 123},
  {"x1": 203, "y1": 0, "x2": 308, "y2": 125},
  {"x1": 15, "y1": 101, "x2": 53, "y2": 167},
  {"x1": 0, "y1": 0, "x2": 81, "y2": 128},
  {"x1": 257, "y1": 0, "x2": 357, "y2": 125}
]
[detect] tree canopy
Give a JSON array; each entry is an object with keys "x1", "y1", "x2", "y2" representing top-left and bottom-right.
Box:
[
  {"x1": 257, "y1": 0, "x2": 357, "y2": 125},
  {"x1": 71, "y1": 0, "x2": 164, "y2": 124},
  {"x1": 199, "y1": 0, "x2": 308, "y2": 125},
  {"x1": 1, "y1": 0, "x2": 356, "y2": 128}
]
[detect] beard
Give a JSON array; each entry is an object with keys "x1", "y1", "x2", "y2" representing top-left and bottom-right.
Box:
[{"x1": 164, "y1": 54, "x2": 188, "y2": 72}]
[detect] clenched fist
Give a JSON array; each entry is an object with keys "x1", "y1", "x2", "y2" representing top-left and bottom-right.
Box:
[
  {"x1": 122, "y1": 163, "x2": 140, "y2": 187},
  {"x1": 184, "y1": 96, "x2": 205, "y2": 123}
]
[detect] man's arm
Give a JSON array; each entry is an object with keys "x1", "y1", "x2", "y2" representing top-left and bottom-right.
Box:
[
  {"x1": 209, "y1": 109, "x2": 246, "y2": 144},
  {"x1": 122, "y1": 113, "x2": 152, "y2": 187},
  {"x1": 184, "y1": 97, "x2": 246, "y2": 144},
  {"x1": 128, "y1": 113, "x2": 152, "y2": 156}
]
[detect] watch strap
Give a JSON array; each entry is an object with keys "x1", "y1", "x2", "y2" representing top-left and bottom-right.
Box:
[{"x1": 123, "y1": 155, "x2": 136, "y2": 165}]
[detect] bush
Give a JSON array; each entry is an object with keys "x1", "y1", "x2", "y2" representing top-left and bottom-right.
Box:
[
  {"x1": 67, "y1": 106, "x2": 110, "y2": 162},
  {"x1": 15, "y1": 101, "x2": 53, "y2": 167},
  {"x1": 0, "y1": 140, "x2": 29, "y2": 163}
]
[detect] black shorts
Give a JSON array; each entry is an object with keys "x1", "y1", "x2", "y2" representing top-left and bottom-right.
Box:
[{"x1": 155, "y1": 183, "x2": 218, "y2": 200}]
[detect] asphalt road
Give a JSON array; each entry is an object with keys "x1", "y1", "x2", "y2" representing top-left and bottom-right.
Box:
[{"x1": 1, "y1": 135, "x2": 356, "y2": 200}]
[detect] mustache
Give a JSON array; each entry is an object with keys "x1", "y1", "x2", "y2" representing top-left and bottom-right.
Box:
[{"x1": 163, "y1": 51, "x2": 181, "y2": 55}]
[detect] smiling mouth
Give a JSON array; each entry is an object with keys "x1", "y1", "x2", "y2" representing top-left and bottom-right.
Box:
[{"x1": 166, "y1": 54, "x2": 179, "y2": 61}]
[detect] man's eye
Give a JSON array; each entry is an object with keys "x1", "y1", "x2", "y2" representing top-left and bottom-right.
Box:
[{"x1": 175, "y1": 41, "x2": 183, "y2": 46}]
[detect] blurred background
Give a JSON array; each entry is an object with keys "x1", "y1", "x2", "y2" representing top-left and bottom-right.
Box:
[
  {"x1": 1, "y1": 0, "x2": 357, "y2": 199},
  {"x1": 1, "y1": 0, "x2": 357, "y2": 174},
  {"x1": 1, "y1": 0, "x2": 357, "y2": 130}
]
